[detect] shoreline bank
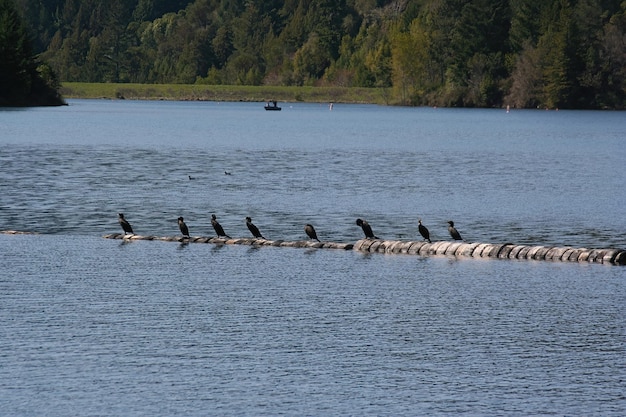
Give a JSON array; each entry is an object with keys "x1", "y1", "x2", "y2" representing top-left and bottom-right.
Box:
[{"x1": 60, "y1": 82, "x2": 389, "y2": 105}]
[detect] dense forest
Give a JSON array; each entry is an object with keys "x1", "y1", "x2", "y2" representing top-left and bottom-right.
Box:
[
  {"x1": 13, "y1": 0, "x2": 626, "y2": 108},
  {"x1": 0, "y1": 0, "x2": 64, "y2": 105}
]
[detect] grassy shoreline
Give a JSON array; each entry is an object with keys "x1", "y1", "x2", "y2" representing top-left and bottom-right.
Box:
[{"x1": 60, "y1": 82, "x2": 391, "y2": 105}]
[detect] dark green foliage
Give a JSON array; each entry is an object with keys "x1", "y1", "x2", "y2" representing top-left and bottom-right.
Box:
[
  {"x1": 1, "y1": 0, "x2": 65, "y2": 105},
  {"x1": 13, "y1": 0, "x2": 626, "y2": 108}
]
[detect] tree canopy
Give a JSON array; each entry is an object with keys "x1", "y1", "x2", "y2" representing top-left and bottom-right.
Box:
[
  {"x1": 1, "y1": 0, "x2": 65, "y2": 106},
  {"x1": 14, "y1": 0, "x2": 626, "y2": 108}
]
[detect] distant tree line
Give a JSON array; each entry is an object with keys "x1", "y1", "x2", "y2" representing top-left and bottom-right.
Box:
[
  {"x1": 1, "y1": 0, "x2": 65, "y2": 106},
  {"x1": 14, "y1": 0, "x2": 626, "y2": 108}
]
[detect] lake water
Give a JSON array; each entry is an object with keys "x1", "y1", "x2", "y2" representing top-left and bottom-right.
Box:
[{"x1": 1, "y1": 100, "x2": 625, "y2": 415}]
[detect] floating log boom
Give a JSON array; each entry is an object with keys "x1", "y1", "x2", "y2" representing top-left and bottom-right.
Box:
[
  {"x1": 353, "y1": 239, "x2": 626, "y2": 265},
  {"x1": 100, "y1": 233, "x2": 626, "y2": 266},
  {"x1": 102, "y1": 233, "x2": 353, "y2": 250}
]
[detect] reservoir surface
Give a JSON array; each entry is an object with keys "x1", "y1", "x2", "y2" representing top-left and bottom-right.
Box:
[{"x1": 1, "y1": 100, "x2": 625, "y2": 415}]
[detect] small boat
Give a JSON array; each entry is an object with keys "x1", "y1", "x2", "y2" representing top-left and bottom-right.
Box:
[{"x1": 264, "y1": 100, "x2": 281, "y2": 111}]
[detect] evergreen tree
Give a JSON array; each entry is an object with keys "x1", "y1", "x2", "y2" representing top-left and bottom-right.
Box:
[
  {"x1": 0, "y1": 0, "x2": 64, "y2": 105},
  {"x1": 9, "y1": 0, "x2": 626, "y2": 108}
]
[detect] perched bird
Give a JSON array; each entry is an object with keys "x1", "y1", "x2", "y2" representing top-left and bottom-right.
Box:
[
  {"x1": 211, "y1": 214, "x2": 231, "y2": 238},
  {"x1": 246, "y1": 216, "x2": 265, "y2": 239},
  {"x1": 304, "y1": 224, "x2": 320, "y2": 242},
  {"x1": 418, "y1": 218, "x2": 431, "y2": 243},
  {"x1": 356, "y1": 218, "x2": 378, "y2": 239},
  {"x1": 118, "y1": 213, "x2": 133, "y2": 235},
  {"x1": 447, "y1": 220, "x2": 463, "y2": 241},
  {"x1": 178, "y1": 216, "x2": 190, "y2": 238}
]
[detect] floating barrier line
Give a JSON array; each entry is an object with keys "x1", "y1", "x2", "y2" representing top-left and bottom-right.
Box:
[
  {"x1": 102, "y1": 233, "x2": 354, "y2": 250},
  {"x1": 99, "y1": 233, "x2": 626, "y2": 266},
  {"x1": 353, "y1": 239, "x2": 626, "y2": 265}
]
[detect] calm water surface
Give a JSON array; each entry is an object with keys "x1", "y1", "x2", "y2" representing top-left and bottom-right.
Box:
[{"x1": 0, "y1": 100, "x2": 625, "y2": 415}]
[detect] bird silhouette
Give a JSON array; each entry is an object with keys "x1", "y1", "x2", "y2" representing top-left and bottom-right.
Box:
[
  {"x1": 178, "y1": 216, "x2": 190, "y2": 238},
  {"x1": 304, "y1": 224, "x2": 320, "y2": 242},
  {"x1": 356, "y1": 218, "x2": 378, "y2": 239},
  {"x1": 211, "y1": 214, "x2": 231, "y2": 238},
  {"x1": 447, "y1": 220, "x2": 463, "y2": 241},
  {"x1": 246, "y1": 216, "x2": 265, "y2": 239},
  {"x1": 118, "y1": 213, "x2": 133, "y2": 235},
  {"x1": 418, "y1": 218, "x2": 431, "y2": 243}
]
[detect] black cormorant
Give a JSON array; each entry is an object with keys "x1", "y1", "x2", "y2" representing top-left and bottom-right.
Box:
[
  {"x1": 418, "y1": 219, "x2": 431, "y2": 243},
  {"x1": 304, "y1": 224, "x2": 320, "y2": 242},
  {"x1": 246, "y1": 216, "x2": 264, "y2": 239},
  {"x1": 447, "y1": 220, "x2": 463, "y2": 241},
  {"x1": 356, "y1": 218, "x2": 378, "y2": 239},
  {"x1": 211, "y1": 214, "x2": 231, "y2": 238},
  {"x1": 178, "y1": 216, "x2": 190, "y2": 238},
  {"x1": 118, "y1": 213, "x2": 133, "y2": 235}
]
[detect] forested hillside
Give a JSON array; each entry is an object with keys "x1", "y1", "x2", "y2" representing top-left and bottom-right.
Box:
[
  {"x1": 1, "y1": 0, "x2": 64, "y2": 105},
  {"x1": 15, "y1": 0, "x2": 626, "y2": 108}
]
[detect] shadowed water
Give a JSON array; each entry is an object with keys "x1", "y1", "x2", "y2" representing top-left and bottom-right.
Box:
[{"x1": 0, "y1": 100, "x2": 625, "y2": 415}]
